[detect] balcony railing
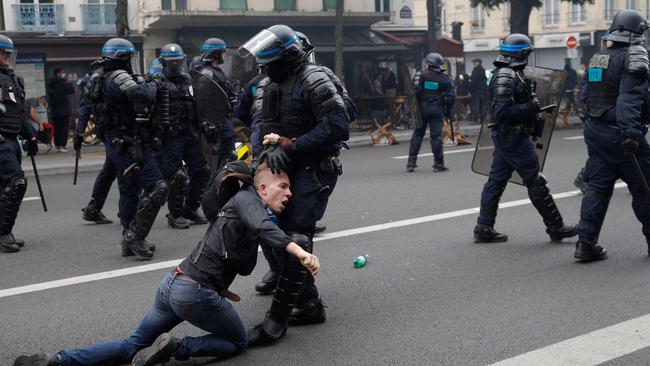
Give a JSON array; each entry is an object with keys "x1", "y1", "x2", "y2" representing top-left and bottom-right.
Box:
[
  {"x1": 80, "y1": 3, "x2": 116, "y2": 34},
  {"x1": 13, "y1": 4, "x2": 65, "y2": 34}
]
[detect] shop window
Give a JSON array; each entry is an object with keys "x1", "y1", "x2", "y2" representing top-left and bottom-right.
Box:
[
  {"x1": 221, "y1": 0, "x2": 247, "y2": 11},
  {"x1": 323, "y1": 0, "x2": 336, "y2": 11},
  {"x1": 274, "y1": 0, "x2": 296, "y2": 11}
]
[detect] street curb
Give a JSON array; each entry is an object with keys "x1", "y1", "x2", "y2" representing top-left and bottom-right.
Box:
[{"x1": 24, "y1": 162, "x2": 105, "y2": 178}]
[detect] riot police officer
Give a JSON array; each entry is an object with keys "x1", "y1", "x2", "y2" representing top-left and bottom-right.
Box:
[
  {"x1": 234, "y1": 68, "x2": 265, "y2": 127},
  {"x1": 474, "y1": 33, "x2": 577, "y2": 244},
  {"x1": 574, "y1": 10, "x2": 650, "y2": 262},
  {"x1": 406, "y1": 52, "x2": 455, "y2": 172},
  {"x1": 240, "y1": 24, "x2": 352, "y2": 346},
  {"x1": 87, "y1": 38, "x2": 167, "y2": 259},
  {"x1": 0, "y1": 35, "x2": 38, "y2": 253},
  {"x1": 155, "y1": 44, "x2": 210, "y2": 228},
  {"x1": 192, "y1": 38, "x2": 236, "y2": 170},
  {"x1": 75, "y1": 62, "x2": 116, "y2": 225}
]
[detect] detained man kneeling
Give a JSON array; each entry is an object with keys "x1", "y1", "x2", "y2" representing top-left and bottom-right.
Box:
[{"x1": 14, "y1": 163, "x2": 320, "y2": 366}]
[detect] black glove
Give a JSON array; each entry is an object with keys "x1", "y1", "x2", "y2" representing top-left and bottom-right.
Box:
[
  {"x1": 528, "y1": 97, "x2": 541, "y2": 114},
  {"x1": 201, "y1": 122, "x2": 220, "y2": 144},
  {"x1": 259, "y1": 142, "x2": 290, "y2": 174},
  {"x1": 25, "y1": 138, "x2": 38, "y2": 157},
  {"x1": 73, "y1": 134, "x2": 83, "y2": 151},
  {"x1": 622, "y1": 137, "x2": 640, "y2": 156}
]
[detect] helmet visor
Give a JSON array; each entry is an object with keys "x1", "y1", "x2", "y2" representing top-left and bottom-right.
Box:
[
  {"x1": 129, "y1": 51, "x2": 141, "y2": 75},
  {"x1": 163, "y1": 58, "x2": 187, "y2": 77},
  {"x1": 239, "y1": 29, "x2": 299, "y2": 63}
]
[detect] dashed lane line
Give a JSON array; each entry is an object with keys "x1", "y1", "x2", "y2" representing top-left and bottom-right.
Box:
[
  {"x1": 563, "y1": 135, "x2": 585, "y2": 140},
  {"x1": 22, "y1": 196, "x2": 41, "y2": 202},
  {"x1": 392, "y1": 147, "x2": 476, "y2": 160},
  {"x1": 0, "y1": 182, "x2": 627, "y2": 299}
]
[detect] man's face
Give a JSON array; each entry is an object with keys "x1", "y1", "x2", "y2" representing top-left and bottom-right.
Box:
[
  {"x1": 37, "y1": 96, "x2": 46, "y2": 105},
  {"x1": 0, "y1": 51, "x2": 12, "y2": 66},
  {"x1": 473, "y1": 61, "x2": 480, "y2": 68},
  {"x1": 259, "y1": 173, "x2": 292, "y2": 214}
]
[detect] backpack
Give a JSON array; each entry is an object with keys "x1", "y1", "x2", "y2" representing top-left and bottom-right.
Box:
[{"x1": 201, "y1": 160, "x2": 253, "y2": 222}]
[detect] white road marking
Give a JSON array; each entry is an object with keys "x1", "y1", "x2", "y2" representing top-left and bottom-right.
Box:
[
  {"x1": 392, "y1": 147, "x2": 476, "y2": 160},
  {"x1": 563, "y1": 135, "x2": 585, "y2": 140},
  {"x1": 0, "y1": 182, "x2": 628, "y2": 299},
  {"x1": 22, "y1": 196, "x2": 41, "y2": 202},
  {"x1": 488, "y1": 312, "x2": 650, "y2": 366}
]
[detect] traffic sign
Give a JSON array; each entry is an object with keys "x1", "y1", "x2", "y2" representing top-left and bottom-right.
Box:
[{"x1": 567, "y1": 35, "x2": 578, "y2": 49}]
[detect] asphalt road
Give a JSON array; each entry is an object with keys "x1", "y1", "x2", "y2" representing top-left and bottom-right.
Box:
[{"x1": 3, "y1": 128, "x2": 650, "y2": 365}]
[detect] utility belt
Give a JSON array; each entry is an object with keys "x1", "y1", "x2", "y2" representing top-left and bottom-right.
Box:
[
  {"x1": 316, "y1": 156, "x2": 343, "y2": 176},
  {"x1": 110, "y1": 135, "x2": 144, "y2": 178}
]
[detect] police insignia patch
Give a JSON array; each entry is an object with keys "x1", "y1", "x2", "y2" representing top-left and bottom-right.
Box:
[
  {"x1": 588, "y1": 68, "x2": 603, "y2": 82},
  {"x1": 424, "y1": 81, "x2": 439, "y2": 90}
]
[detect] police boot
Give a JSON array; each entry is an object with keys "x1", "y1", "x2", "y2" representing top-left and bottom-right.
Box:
[
  {"x1": 166, "y1": 213, "x2": 190, "y2": 229},
  {"x1": 527, "y1": 174, "x2": 578, "y2": 242},
  {"x1": 646, "y1": 238, "x2": 650, "y2": 257},
  {"x1": 131, "y1": 333, "x2": 179, "y2": 366},
  {"x1": 288, "y1": 298, "x2": 327, "y2": 326},
  {"x1": 547, "y1": 224, "x2": 578, "y2": 243},
  {"x1": 247, "y1": 315, "x2": 287, "y2": 348},
  {"x1": 121, "y1": 230, "x2": 154, "y2": 259},
  {"x1": 121, "y1": 239, "x2": 156, "y2": 257},
  {"x1": 255, "y1": 270, "x2": 278, "y2": 295},
  {"x1": 473, "y1": 224, "x2": 508, "y2": 243},
  {"x1": 574, "y1": 238, "x2": 608, "y2": 262},
  {"x1": 433, "y1": 163, "x2": 449, "y2": 172},
  {"x1": 573, "y1": 167, "x2": 588, "y2": 194},
  {"x1": 406, "y1": 160, "x2": 417, "y2": 173},
  {"x1": 183, "y1": 209, "x2": 208, "y2": 225},
  {"x1": 81, "y1": 199, "x2": 113, "y2": 224},
  {"x1": 0, "y1": 234, "x2": 21, "y2": 253},
  {"x1": 314, "y1": 223, "x2": 327, "y2": 234},
  {"x1": 13, "y1": 353, "x2": 59, "y2": 366}
]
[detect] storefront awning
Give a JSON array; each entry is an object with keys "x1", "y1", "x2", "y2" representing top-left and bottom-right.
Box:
[{"x1": 372, "y1": 30, "x2": 464, "y2": 58}]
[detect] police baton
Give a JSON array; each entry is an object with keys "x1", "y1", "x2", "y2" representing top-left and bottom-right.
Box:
[
  {"x1": 29, "y1": 155, "x2": 47, "y2": 212},
  {"x1": 73, "y1": 148, "x2": 80, "y2": 185},
  {"x1": 447, "y1": 117, "x2": 455, "y2": 142},
  {"x1": 631, "y1": 152, "x2": 650, "y2": 201}
]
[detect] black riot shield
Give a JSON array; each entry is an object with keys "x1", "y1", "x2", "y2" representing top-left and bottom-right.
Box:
[
  {"x1": 191, "y1": 69, "x2": 229, "y2": 174},
  {"x1": 471, "y1": 66, "x2": 566, "y2": 185},
  {"x1": 399, "y1": 63, "x2": 423, "y2": 128}
]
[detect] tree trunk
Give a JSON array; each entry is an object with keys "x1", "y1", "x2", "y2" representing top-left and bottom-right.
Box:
[
  {"x1": 509, "y1": 0, "x2": 535, "y2": 35},
  {"x1": 334, "y1": 0, "x2": 344, "y2": 79},
  {"x1": 427, "y1": 0, "x2": 437, "y2": 52},
  {"x1": 116, "y1": 0, "x2": 129, "y2": 37}
]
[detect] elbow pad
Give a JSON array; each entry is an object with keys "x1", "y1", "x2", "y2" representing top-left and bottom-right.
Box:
[{"x1": 626, "y1": 45, "x2": 650, "y2": 76}]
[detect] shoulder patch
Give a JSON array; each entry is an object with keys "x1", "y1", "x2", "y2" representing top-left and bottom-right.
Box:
[{"x1": 589, "y1": 54, "x2": 611, "y2": 69}]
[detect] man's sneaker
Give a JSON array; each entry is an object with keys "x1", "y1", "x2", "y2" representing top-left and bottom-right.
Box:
[
  {"x1": 473, "y1": 224, "x2": 508, "y2": 243},
  {"x1": 0, "y1": 233, "x2": 21, "y2": 253},
  {"x1": 55, "y1": 147, "x2": 68, "y2": 153},
  {"x1": 247, "y1": 323, "x2": 286, "y2": 348},
  {"x1": 547, "y1": 224, "x2": 578, "y2": 243},
  {"x1": 254, "y1": 270, "x2": 277, "y2": 295},
  {"x1": 433, "y1": 164, "x2": 449, "y2": 172},
  {"x1": 314, "y1": 223, "x2": 327, "y2": 234},
  {"x1": 406, "y1": 162, "x2": 417, "y2": 172},
  {"x1": 14, "y1": 353, "x2": 58, "y2": 366},
  {"x1": 82, "y1": 206, "x2": 113, "y2": 224},
  {"x1": 288, "y1": 298, "x2": 327, "y2": 326},
  {"x1": 167, "y1": 214, "x2": 190, "y2": 229},
  {"x1": 183, "y1": 209, "x2": 208, "y2": 225},
  {"x1": 131, "y1": 333, "x2": 178, "y2": 366},
  {"x1": 574, "y1": 238, "x2": 608, "y2": 262}
]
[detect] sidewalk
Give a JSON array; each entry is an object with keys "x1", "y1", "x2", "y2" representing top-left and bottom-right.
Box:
[{"x1": 24, "y1": 116, "x2": 584, "y2": 177}]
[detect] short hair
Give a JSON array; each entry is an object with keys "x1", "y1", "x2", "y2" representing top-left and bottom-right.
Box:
[
  {"x1": 254, "y1": 163, "x2": 272, "y2": 189},
  {"x1": 53, "y1": 68, "x2": 64, "y2": 76}
]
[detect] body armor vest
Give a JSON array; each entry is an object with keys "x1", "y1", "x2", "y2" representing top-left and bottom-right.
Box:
[
  {"x1": 0, "y1": 69, "x2": 25, "y2": 135},
  {"x1": 167, "y1": 76, "x2": 197, "y2": 132},
  {"x1": 587, "y1": 48, "x2": 622, "y2": 119},
  {"x1": 418, "y1": 70, "x2": 446, "y2": 103},
  {"x1": 260, "y1": 72, "x2": 316, "y2": 139},
  {"x1": 93, "y1": 69, "x2": 140, "y2": 135}
]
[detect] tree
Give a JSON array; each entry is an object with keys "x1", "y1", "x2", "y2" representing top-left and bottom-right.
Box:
[
  {"x1": 470, "y1": 0, "x2": 594, "y2": 35},
  {"x1": 115, "y1": 0, "x2": 129, "y2": 37}
]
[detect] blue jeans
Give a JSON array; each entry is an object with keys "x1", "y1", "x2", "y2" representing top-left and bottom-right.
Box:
[{"x1": 56, "y1": 273, "x2": 248, "y2": 365}]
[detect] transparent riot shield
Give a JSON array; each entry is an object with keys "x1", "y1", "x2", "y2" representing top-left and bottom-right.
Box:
[
  {"x1": 398, "y1": 63, "x2": 423, "y2": 128},
  {"x1": 471, "y1": 66, "x2": 566, "y2": 185},
  {"x1": 191, "y1": 69, "x2": 229, "y2": 174}
]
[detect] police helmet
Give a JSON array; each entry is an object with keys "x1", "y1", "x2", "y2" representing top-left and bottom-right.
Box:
[
  {"x1": 239, "y1": 24, "x2": 304, "y2": 64},
  {"x1": 295, "y1": 31, "x2": 316, "y2": 64},
  {"x1": 101, "y1": 38, "x2": 135, "y2": 60},
  {"x1": 0, "y1": 35, "x2": 16, "y2": 54},
  {"x1": 147, "y1": 58, "x2": 163, "y2": 76},
  {"x1": 607, "y1": 10, "x2": 648, "y2": 44},
  {"x1": 201, "y1": 38, "x2": 227, "y2": 62},
  {"x1": 425, "y1": 52, "x2": 444, "y2": 71},
  {"x1": 160, "y1": 44, "x2": 186, "y2": 77},
  {"x1": 495, "y1": 33, "x2": 534, "y2": 68}
]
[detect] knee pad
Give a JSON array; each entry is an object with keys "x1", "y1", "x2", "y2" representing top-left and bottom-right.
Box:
[
  {"x1": 146, "y1": 179, "x2": 169, "y2": 206},
  {"x1": 6, "y1": 177, "x2": 27, "y2": 199},
  {"x1": 525, "y1": 173, "x2": 550, "y2": 200},
  {"x1": 289, "y1": 232, "x2": 313, "y2": 253},
  {"x1": 168, "y1": 168, "x2": 188, "y2": 190}
]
